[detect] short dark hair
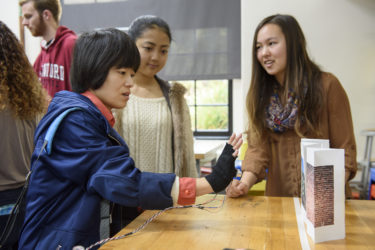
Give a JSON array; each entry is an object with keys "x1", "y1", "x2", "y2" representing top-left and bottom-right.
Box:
[
  {"x1": 70, "y1": 28, "x2": 140, "y2": 93},
  {"x1": 128, "y1": 15, "x2": 172, "y2": 42},
  {"x1": 19, "y1": 0, "x2": 61, "y2": 23}
]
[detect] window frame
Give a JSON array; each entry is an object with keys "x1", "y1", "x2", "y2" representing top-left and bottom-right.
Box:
[{"x1": 184, "y1": 79, "x2": 233, "y2": 139}]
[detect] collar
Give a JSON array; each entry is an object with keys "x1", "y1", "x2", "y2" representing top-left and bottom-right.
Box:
[
  {"x1": 81, "y1": 91, "x2": 115, "y2": 127},
  {"x1": 41, "y1": 38, "x2": 55, "y2": 49}
]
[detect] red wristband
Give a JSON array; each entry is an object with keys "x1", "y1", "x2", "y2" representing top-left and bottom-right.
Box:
[{"x1": 177, "y1": 177, "x2": 196, "y2": 205}]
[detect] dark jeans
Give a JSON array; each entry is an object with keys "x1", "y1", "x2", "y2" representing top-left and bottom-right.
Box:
[{"x1": 0, "y1": 187, "x2": 26, "y2": 250}]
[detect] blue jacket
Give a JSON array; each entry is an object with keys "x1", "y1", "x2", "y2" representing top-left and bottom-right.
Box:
[{"x1": 19, "y1": 91, "x2": 176, "y2": 249}]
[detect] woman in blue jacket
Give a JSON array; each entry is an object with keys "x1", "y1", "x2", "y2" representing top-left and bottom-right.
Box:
[{"x1": 18, "y1": 28, "x2": 241, "y2": 249}]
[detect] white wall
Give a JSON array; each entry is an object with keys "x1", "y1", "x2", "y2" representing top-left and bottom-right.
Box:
[
  {"x1": 2, "y1": 0, "x2": 375, "y2": 160},
  {"x1": 0, "y1": 0, "x2": 19, "y2": 39},
  {"x1": 0, "y1": 0, "x2": 40, "y2": 63},
  {"x1": 237, "y1": 0, "x2": 375, "y2": 161}
]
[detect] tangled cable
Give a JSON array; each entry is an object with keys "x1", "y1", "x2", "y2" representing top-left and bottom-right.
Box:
[{"x1": 81, "y1": 195, "x2": 226, "y2": 250}]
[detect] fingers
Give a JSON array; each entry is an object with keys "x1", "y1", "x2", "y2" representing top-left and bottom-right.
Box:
[
  {"x1": 232, "y1": 133, "x2": 242, "y2": 149},
  {"x1": 233, "y1": 138, "x2": 243, "y2": 155},
  {"x1": 228, "y1": 133, "x2": 243, "y2": 157},
  {"x1": 227, "y1": 187, "x2": 243, "y2": 197},
  {"x1": 226, "y1": 179, "x2": 251, "y2": 197},
  {"x1": 232, "y1": 149, "x2": 239, "y2": 157},
  {"x1": 226, "y1": 186, "x2": 242, "y2": 197},
  {"x1": 237, "y1": 181, "x2": 250, "y2": 195},
  {"x1": 226, "y1": 180, "x2": 245, "y2": 197},
  {"x1": 225, "y1": 181, "x2": 235, "y2": 197},
  {"x1": 232, "y1": 137, "x2": 242, "y2": 157},
  {"x1": 231, "y1": 179, "x2": 241, "y2": 187},
  {"x1": 228, "y1": 133, "x2": 236, "y2": 145}
]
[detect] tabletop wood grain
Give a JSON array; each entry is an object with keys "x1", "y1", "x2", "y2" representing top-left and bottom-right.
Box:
[{"x1": 99, "y1": 195, "x2": 375, "y2": 250}]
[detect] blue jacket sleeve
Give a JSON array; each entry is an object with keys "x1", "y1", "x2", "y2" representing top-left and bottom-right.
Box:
[{"x1": 45, "y1": 110, "x2": 175, "y2": 209}]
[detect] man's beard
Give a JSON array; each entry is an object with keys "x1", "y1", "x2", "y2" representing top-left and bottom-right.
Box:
[{"x1": 31, "y1": 14, "x2": 47, "y2": 37}]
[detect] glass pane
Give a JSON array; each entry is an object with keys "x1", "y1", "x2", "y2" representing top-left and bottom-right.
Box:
[
  {"x1": 196, "y1": 80, "x2": 228, "y2": 105},
  {"x1": 178, "y1": 80, "x2": 195, "y2": 105},
  {"x1": 196, "y1": 106, "x2": 228, "y2": 131}
]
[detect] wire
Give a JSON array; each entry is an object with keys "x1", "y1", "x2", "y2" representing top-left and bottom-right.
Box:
[{"x1": 84, "y1": 195, "x2": 226, "y2": 250}]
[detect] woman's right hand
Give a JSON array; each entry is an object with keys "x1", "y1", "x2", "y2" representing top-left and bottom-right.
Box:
[
  {"x1": 226, "y1": 170, "x2": 257, "y2": 197},
  {"x1": 226, "y1": 179, "x2": 250, "y2": 197},
  {"x1": 226, "y1": 180, "x2": 240, "y2": 197}
]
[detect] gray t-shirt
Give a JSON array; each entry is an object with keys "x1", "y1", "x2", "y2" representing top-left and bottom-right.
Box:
[{"x1": 0, "y1": 108, "x2": 40, "y2": 191}]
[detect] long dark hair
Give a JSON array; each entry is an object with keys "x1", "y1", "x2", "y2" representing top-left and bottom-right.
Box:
[{"x1": 246, "y1": 14, "x2": 323, "y2": 142}]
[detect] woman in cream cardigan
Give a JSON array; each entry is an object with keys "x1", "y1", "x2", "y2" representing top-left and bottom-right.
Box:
[
  {"x1": 115, "y1": 15, "x2": 197, "y2": 178},
  {"x1": 114, "y1": 15, "x2": 198, "y2": 227}
]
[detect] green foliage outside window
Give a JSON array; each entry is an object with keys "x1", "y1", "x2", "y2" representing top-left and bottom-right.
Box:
[{"x1": 180, "y1": 80, "x2": 229, "y2": 132}]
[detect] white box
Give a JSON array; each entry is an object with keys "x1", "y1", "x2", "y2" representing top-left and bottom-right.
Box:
[{"x1": 304, "y1": 147, "x2": 345, "y2": 243}]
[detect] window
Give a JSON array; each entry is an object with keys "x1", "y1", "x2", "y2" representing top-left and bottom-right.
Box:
[
  {"x1": 179, "y1": 79, "x2": 232, "y2": 138},
  {"x1": 60, "y1": 0, "x2": 239, "y2": 138}
]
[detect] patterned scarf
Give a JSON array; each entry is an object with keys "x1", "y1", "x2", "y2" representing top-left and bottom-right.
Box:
[{"x1": 265, "y1": 88, "x2": 299, "y2": 133}]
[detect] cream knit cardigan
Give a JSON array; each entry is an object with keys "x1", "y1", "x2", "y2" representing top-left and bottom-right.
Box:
[
  {"x1": 120, "y1": 95, "x2": 173, "y2": 173},
  {"x1": 114, "y1": 82, "x2": 198, "y2": 178}
]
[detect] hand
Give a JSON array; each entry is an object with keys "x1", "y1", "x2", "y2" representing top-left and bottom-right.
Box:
[
  {"x1": 204, "y1": 133, "x2": 242, "y2": 193},
  {"x1": 227, "y1": 133, "x2": 243, "y2": 158},
  {"x1": 226, "y1": 180, "x2": 250, "y2": 198}
]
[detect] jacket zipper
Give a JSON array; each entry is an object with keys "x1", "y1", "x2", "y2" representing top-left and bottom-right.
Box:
[{"x1": 108, "y1": 133, "x2": 121, "y2": 146}]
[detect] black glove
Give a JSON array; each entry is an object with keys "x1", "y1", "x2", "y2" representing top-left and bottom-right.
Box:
[{"x1": 205, "y1": 143, "x2": 237, "y2": 193}]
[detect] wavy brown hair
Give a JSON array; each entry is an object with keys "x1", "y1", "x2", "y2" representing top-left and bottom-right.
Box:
[
  {"x1": 246, "y1": 14, "x2": 323, "y2": 142},
  {"x1": 0, "y1": 21, "x2": 47, "y2": 119}
]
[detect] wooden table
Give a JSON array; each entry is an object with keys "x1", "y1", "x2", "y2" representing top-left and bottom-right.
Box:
[{"x1": 99, "y1": 195, "x2": 375, "y2": 250}]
